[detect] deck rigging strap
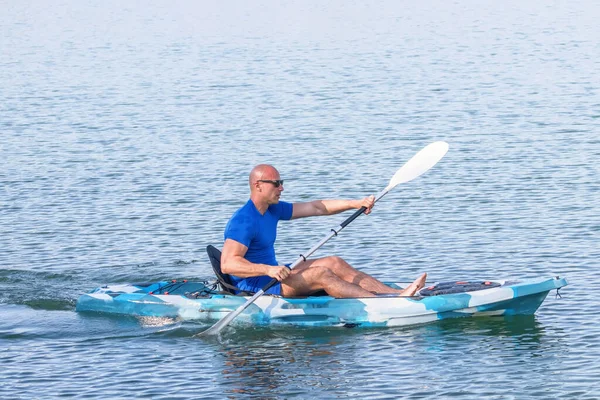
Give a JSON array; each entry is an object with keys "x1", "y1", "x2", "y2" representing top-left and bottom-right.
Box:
[{"x1": 419, "y1": 281, "x2": 501, "y2": 296}]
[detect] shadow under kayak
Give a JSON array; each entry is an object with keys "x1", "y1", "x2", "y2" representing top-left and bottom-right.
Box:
[{"x1": 75, "y1": 276, "x2": 567, "y2": 328}]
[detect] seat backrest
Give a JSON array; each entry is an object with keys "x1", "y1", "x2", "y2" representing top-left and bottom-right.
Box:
[{"x1": 206, "y1": 245, "x2": 239, "y2": 295}]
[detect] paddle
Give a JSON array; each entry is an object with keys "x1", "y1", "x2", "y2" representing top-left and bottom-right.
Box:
[{"x1": 197, "y1": 141, "x2": 449, "y2": 336}]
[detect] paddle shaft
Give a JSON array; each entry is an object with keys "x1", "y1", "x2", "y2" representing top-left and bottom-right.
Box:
[{"x1": 262, "y1": 188, "x2": 390, "y2": 292}]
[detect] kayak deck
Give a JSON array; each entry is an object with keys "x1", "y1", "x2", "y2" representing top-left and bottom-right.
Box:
[{"x1": 76, "y1": 277, "x2": 567, "y2": 328}]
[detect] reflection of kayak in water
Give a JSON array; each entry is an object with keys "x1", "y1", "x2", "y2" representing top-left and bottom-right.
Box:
[{"x1": 76, "y1": 276, "x2": 567, "y2": 329}]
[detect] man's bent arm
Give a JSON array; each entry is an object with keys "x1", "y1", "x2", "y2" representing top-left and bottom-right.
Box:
[{"x1": 221, "y1": 239, "x2": 290, "y2": 281}]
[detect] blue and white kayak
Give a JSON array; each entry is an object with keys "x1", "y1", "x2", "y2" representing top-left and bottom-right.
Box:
[{"x1": 76, "y1": 276, "x2": 567, "y2": 328}]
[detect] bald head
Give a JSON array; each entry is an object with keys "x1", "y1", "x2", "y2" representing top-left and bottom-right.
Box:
[
  {"x1": 249, "y1": 164, "x2": 280, "y2": 187},
  {"x1": 248, "y1": 164, "x2": 284, "y2": 206}
]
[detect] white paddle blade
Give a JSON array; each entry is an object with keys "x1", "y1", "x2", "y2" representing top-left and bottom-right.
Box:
[{"x1": 386, "y1": 141, "x2": 449, "y2": 191}]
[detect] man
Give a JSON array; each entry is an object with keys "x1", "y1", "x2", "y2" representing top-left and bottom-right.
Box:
[{"x1": 221, "y1": 164, "x2": 427, "y2": 298}]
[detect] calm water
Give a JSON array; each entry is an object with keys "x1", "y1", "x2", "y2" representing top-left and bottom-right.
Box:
[{"x1": 2, "y1": 0, "x2": 599, "y2": 398}]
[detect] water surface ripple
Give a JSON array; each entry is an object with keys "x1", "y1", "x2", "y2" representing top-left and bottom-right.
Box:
[{"x1": 1, "y1": 1, "x2": 599, "y2": 398}]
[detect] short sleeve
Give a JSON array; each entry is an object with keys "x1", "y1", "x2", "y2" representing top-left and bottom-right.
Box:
[
  {"x1": 270, "y1": 201, "x2": 293, "y2": 221},
  {"x1": 224, "y1": 212, "x2": 255, "y2": 247}
]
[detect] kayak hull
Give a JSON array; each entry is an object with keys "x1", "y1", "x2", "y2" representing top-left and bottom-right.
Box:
[{"x1": 76, "y1": 277, "x2": 567, "y2": 328}]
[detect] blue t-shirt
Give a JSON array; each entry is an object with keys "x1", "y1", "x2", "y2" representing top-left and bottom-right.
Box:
[{"x1": 224, "y1": 199, "x2": 293, "y2": 294}]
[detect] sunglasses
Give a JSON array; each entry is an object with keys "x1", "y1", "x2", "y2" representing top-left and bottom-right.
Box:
[{"x1": 258, "y1": 179, "x2": 284, "y2": 188}]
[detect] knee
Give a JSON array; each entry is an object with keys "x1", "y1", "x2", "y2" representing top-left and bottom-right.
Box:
[
  {"x1": 312, "y1": 265, "x2": 336, "y2": 282},
  {"x1": 326, "y1": 256, "x2": 346, "y2": 268}
]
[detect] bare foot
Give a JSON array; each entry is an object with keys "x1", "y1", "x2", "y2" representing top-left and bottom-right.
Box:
[{"x1": 400, "y1": 273, "x2": 427, "y2": 296}]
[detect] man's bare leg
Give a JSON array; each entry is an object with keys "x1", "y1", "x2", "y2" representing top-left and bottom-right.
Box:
[
  {"x1": 295, "y1": 256, "x2": 427, "y2": 296},
  {"x1": 281, "y1": 265, "x2": 376, "y2": 298},
  {"x1": 399, "y1": 273, "x2": 427, "y2": 296}
]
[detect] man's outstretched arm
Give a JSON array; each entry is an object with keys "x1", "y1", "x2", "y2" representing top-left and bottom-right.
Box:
[{"x1": 291, "y1": 195, "x2": 375, "y2": 219}]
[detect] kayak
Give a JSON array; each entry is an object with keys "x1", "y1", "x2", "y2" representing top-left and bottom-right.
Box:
[{"x1": 76, "y1": 276, "x2": 567, "y2": 328}]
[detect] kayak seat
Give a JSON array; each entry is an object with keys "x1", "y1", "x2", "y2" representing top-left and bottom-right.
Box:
[{"x1": 206, "y1": 245, "x2": 252, "y2": 295}]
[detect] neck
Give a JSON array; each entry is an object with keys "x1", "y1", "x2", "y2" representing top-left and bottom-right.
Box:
[{"x1": 250, "y1": 195, "x2": 269, "y2": 215}]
